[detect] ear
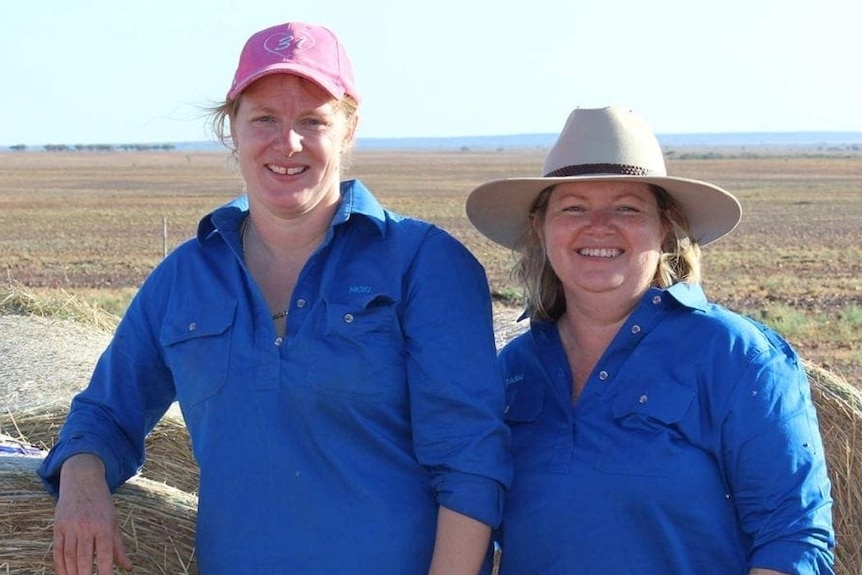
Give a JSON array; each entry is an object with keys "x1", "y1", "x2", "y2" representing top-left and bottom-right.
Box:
[{"x1": 344, "y1": 113, "x2": 359, "y2": 147}]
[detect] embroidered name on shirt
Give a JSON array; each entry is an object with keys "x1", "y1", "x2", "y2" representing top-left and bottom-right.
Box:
[
  {"x1": 505, "y1": 374, "x2": 524, "y2": 386},
  {"x1": 349, "y1": 285, "x2": 372, "y2": 294}
]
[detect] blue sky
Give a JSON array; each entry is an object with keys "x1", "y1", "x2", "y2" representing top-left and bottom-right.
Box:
[{"x1": 3, "y1": 0, "x2": 860, "y2": 146}]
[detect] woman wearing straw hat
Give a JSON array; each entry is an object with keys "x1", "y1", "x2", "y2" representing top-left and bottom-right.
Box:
[
  {"x1": 38, "y1": 21, "x2": 511, "y2": 575},
  {"x1": 466, "y1": 106, "x2": 835, "y2": 574}
]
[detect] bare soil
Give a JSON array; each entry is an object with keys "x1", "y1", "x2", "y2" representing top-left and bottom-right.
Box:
[{"x1": 1, "y1": 149, "x2": 859, "y2": 385}]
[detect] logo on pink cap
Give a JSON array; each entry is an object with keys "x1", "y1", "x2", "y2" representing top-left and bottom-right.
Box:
[
  {"x1": 263, "y1": 32, "x2": 315, "y2": 59},
  {"x1": 227, "y1": 21, "x2": 359, "y2": 103}
]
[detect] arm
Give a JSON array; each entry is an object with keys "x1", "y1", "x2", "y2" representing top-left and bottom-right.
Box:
[
  {"x1": 750, "y1": 570, "x2": 789, "y2": 575},
  {"x1": 53, "y1": 454, "x2": 132, "y2": 575},
  {"x1": 428, "y1": 506, "x2": 492, "y2": 575},
  {"x1": 720, "y1": 333, "x2": 835, "y2": 574},
  {"x1": 401, "y1": 229, "x2": 511, "y2": 567}
]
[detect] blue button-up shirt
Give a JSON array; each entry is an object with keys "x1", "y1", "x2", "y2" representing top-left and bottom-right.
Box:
[
  {"x1": 40, "y1": 179, "x2": 512, "y2": 574},
  {"x1": 497, "y1": 283, "x2": 835, "y2": 575}
]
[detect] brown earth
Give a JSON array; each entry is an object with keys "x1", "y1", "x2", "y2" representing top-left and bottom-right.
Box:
[{"x1": 0, "y1": 149, "x2": 860, "y2": 386}]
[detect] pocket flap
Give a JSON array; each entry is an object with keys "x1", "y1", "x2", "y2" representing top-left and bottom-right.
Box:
[
  {"x1": 160, "y1": 299, "x2": 237, "y2": 346},
  {"x1": 505, "y1": 380, "x2": 546, "y2": 424},
  {"x1": 610, "y1": 379, "x2": 695, "y2": 426}
]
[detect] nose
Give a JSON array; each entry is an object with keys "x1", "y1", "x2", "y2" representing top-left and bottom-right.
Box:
[
  {"x1": 276, "y1": 126, "x2": 302, "y2": 156},
  {"x1": 586, "y1": 207, "x2": 615, "y2": 229}
]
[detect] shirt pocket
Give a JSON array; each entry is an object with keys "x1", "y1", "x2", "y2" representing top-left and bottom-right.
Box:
[
  {"x1": 595, "y1": 380, "x2": 695, "y2": 477},
  {"x1": 505, "y1": 381, "x2": 545, "y2": 425},
  {"x1": 160, "y1": 300, "x2": 237, "y2": 410},
  {"x1": 305, "y1": 295, "x2": 404, "y2": 401},
  {"x1": 505, "y1": 381, "x2": 554, "y2": 470}
]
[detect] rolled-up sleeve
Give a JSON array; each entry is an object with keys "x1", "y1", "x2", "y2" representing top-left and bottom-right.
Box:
[
  {"x1": 402, "y1": 228, "x2": 512, "y2": 527},
  {"x1": 38, "y1": 277, "x2": 177, "y2": 497}
]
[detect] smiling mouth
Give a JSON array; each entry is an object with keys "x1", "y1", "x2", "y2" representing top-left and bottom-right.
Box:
[
  {"x1": 578, "y1": 247, "x2": 622, "y2": 258},
  {"x1": 268, "y1": 164, "x2": 305, "y2": 175}
]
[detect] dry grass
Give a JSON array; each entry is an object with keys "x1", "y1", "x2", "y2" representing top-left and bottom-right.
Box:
[
  {"x1": 0, "y1": 281, "x2": 119, "y2": 333},
  {"x1": 806, "y1": 359, "x2": 862, "y2": 573},
  {"x1": 1, "y1": 403, "x2": 198, "y2": 495},
  {"x1": 1, "y1": 149, "x2": 859, "y2": 383},
  {"x1": 0, "y1": 450, "x2": 197, "y2": 574}
]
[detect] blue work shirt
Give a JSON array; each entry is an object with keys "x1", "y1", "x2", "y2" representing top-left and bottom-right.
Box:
[
  {"x1": 40, "y1": 179, "x2": 512, "y2": 574},
  {"x1": 497, "y1": 283, "x2": 835, "y2": 575}
]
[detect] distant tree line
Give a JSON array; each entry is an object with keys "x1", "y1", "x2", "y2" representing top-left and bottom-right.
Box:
[{"x1": 6, "y1": 143, "x2": 176, "y2": 152}]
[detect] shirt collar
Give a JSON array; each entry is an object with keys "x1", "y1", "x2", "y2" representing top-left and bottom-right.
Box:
[
  {"x1": 526, "y1": 282, "x2": 710, "y2": 333},
  {"x1": 195, "y1": 178, "x2": 387, "y2": 243},
  {"x1": 662, "y1": 282, "x2": 709, "y2": 312},
  {"x1": 333, "y1": 179, "x2": 387, "y2": 235}
]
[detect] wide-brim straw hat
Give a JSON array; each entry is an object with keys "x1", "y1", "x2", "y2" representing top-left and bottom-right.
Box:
[{"x1": 466, "y1": 106, "x2": 742, "y2": 250}]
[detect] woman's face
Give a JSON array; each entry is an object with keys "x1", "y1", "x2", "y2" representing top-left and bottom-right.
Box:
[
  {"x1": 230, "y1": 74, "x2": 356, "y2": 219},
  {"x1": 542, "y1": 180, "x2": 666, "y2": 302}
]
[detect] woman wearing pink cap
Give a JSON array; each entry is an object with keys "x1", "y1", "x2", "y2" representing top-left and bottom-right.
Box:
[
  {"x1": 466, "y1": 106, "x2": 835, "y2": 574},
  {"x1": 39, "y1": 22, "x2": 511, "y2": 575}
]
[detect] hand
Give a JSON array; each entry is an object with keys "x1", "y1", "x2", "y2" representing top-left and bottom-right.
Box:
[{"x1": 53, "y1": 454, "x2": 133, "y2": 575}]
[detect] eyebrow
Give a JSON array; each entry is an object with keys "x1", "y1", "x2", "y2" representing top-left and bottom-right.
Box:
[{"x1": 555, "y1": 191, "x2": 652, "y2": 204}]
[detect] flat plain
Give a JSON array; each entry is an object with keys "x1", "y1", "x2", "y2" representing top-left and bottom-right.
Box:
[{"x1": 1, "y1": 148, "x2": 860, "y2": 385}]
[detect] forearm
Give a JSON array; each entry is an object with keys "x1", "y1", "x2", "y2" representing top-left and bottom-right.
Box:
[
  {"x1": 750, "y1": 569, "x2": 789, "y2": 575},
  {"x1": 428, "y1": 506, "x2": 491, "y2": 575}
]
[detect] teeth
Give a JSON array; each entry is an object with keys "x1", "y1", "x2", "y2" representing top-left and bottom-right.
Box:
[
  {"x1": 579, "y1": 248, "x2": 621, "y2": 258},
  {"x1": 268, "y1": 165, "x2": 305, "y2": 175}
]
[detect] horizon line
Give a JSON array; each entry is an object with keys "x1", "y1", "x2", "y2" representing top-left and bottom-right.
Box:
[{"x1": 4, "y1": 129, "x2": 862, "y2": 150}]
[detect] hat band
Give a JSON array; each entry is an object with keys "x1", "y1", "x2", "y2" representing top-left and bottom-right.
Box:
[{"x1": 544, "y1": 163, "x2": 660, "y2": 178}]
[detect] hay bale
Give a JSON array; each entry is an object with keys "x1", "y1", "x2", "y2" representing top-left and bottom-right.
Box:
[
  {"x1": 805, "y1": 359, "x2": 862, "y2": 575},
  {"x1": 0, "y1": 446, "x2": 198, "y2": 574},
  {"x1": 0, "y1": 402, "x2": 67, "y2": 451},
  {"x1": 1, "y1": 402, "x2": 199, "y2": 494},
  {"x1": 140, "y1": 415, "x2": 199, "y2": 495}
]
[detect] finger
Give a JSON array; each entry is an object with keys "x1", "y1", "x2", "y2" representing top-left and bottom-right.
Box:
[
  {"x1": 95, "y1": 530, "x2": 117, "y2": 575},
  {"x1": 75, "y1": 533, "x2": 95, "y2": 575},
  {"x1": 113, "y1": 524, "x2": 133, "y2": 571},
  {"x1": 52, "y1": 530, "x2": 68, "y2": 575}
]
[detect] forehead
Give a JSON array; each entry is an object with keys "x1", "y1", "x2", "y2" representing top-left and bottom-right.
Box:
[
  {"x1": 239, "y1": 73, "x2": 334, "y2": 107},
  {"x1": 550, "y1": 180, "x2": 656, "y2": 201}
]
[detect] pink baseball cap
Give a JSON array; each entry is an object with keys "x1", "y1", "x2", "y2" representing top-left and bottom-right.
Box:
[{"x1": 227, "y1": 22, "x2": 360, "y2": 102}]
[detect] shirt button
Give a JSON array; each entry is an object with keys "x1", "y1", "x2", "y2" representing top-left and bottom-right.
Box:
[
  {"x1": 343, "y1": 313, "x2": 354, "y2": 323},
  {"x1": 598, "y1": 371, "x2": 609, "y2": 381},
  {"x1": 274, "y1": 337, "x2": 284, "y2": 347},
  {"x1": 504, "y1": 405, "x2": 510, "y2": 414},
  {"x1": 296, "y1": 299, "x2": 307, "y2": 308},
  {"x1": 652, "y1": 295, "x2": 662, "y2": 305},
  {"x1": 188, "y1": 322, "x2": 197, "y2": 331},
  {"x1": 631, "y1": 324, "x2": 641, "y2": 334},
  {"x1": 639, "y1": 394, "x2": 649, "y2": 404}
]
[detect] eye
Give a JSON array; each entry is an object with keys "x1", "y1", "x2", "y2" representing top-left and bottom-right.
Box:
[
  {"x1": 252, "y1": 115, "x2": 277, "y2": 125},
  {"x1": 560, "y1": 203, "x2": 586, "y2": 213},
  {"x1": 299, "y1": 116, "x2": 329, "y2": 128}
]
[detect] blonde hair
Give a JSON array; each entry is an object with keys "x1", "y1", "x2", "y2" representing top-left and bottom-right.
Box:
[{"x1": 515, "y1": 184, "x2": 702, "y2": 322}]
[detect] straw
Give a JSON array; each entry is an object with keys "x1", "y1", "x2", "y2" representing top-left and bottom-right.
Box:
[{"x1": 0, "y1": 448, "x2": 198, "y2": 574}]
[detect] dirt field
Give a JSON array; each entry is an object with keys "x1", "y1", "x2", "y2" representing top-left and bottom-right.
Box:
[{"x1": 1, "y1": 148, "x2": 860, "y2": 385}]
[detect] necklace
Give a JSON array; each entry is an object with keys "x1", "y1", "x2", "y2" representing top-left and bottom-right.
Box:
[{"x1": 241, "y1": 217, "x2": 289, "y2": 321}]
